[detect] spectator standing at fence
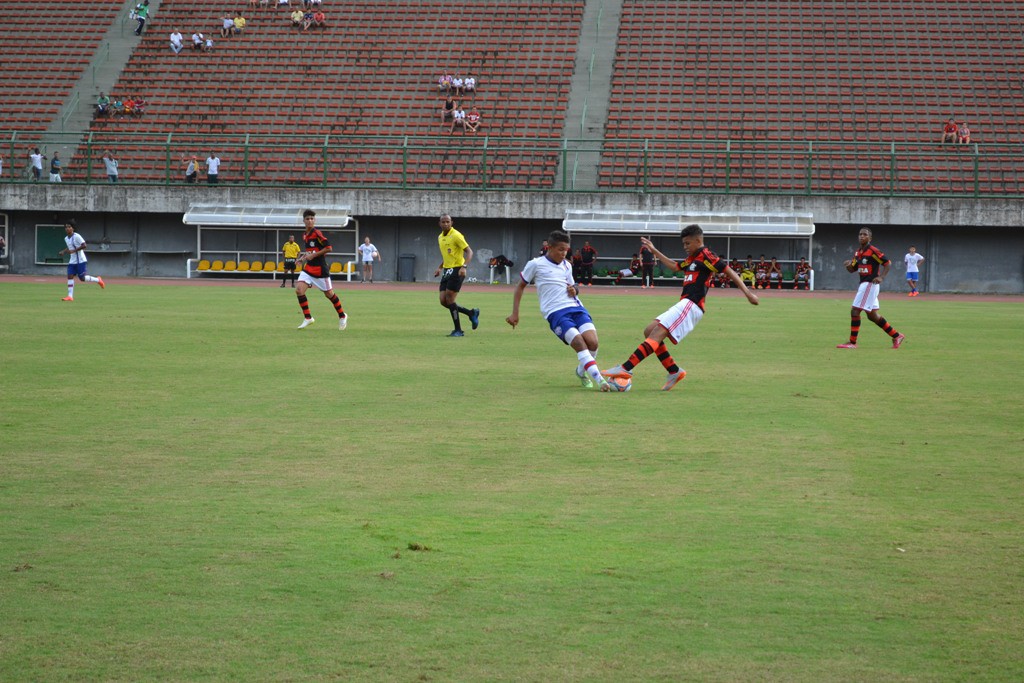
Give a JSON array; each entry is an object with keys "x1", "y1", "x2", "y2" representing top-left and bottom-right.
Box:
[
  {"x1": 281, "y1": 234, "x2": 301, "y2": 287},
  {"x1": 434, "y1": 213, "x2": 480, "y2": 337},
  {"x1": 357, "y1": 236, "x2": 381, "y2": 283},
  {"x1": 941, "y1": 117, "x2": 958, "y2": 144},
  {"x1": 602, "y1": 228, "x2": 759, "y2": 391},
  {"x1": 580, "y1": 241, "x2": 598, "y2": 286},
  {"x1": 836, "y1": 228, "x2": 905, "y2": 349},
  {"x1": 49, "y1": 152, "x2": 62, "y2": 183},
  {"x1": 59, "y1": 219, "x2": 106, "y2": 301},
  {"x1": 134, "y1": 0, "x2": 150, "y2": 36},
  {"x1": 295, "y1": 209, "x2": 348, "y2": 330},
  {"x1": 205, "y1": 154, "x2": 221, "y2": 184},
  {"x1": 904, "y1": 245, "x2": 925, "y2": 297},
  {"x1": 102, "y1": 151, "x2": 119, "y2": 183},
  {"x1": 29, "y1": 148, "x2": 45, "y2": 181},
  {"x1": 640, "y1": 241, "x2": 655, "y2": 288},
  {"x1": 182, "y1": 154, "x2": 198, "y2": 183}
]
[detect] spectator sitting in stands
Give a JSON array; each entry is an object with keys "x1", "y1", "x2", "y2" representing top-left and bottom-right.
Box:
[
  {"x1": 170, "y1": 29, "x2": 183, "y2": 54},
  {"x1": 96, "y1": 92, "x2": 110, "y2": 117},
  {"x1": 450, "y1": 106, "x2": 467, "y2": 134},
  {"x1": 204, "y1": 36, "x2": 215, "y2": 51},
  {"x1": 768, "y1": 257, "x2": 783, "y2": 289},
  {"x1": 957, "y1": 121, "x2": 971, "y2": 145},
  {"x1": 466, "y1": 106, "x2": 481, "y2": 133},
  {"x1": 794, "y1": 257, "x2": 812, "y2": 290},
  {"x1": 220, "y1": 16, "x2": 234, "y2": 37},
  {"x1": 312, "y1": 8, "x2": 325, "y2": 27},
  {"x1": 464, "y1": 73, "x2": 476, "y2": 95},
  {"x1": 131, "y1": 94, "x2": 147, "y2": 116},
  {"x1": 301, "y1": 8, "x2": 315, "y2": 30},
  {"x1": 248, "y1": 0, "x2": 259, "y2": 8},
  {"x1": 440, "y1": 95, "x2": 456, "y2": 125},
  {"x1": 452, "y1": 75, "x2": 464, "y2": 97},
  {"x1": 123, "y1": 95, "x2": 136, "y2": 117},
  {"x1": 111, "y1": 96, "x2": 125, "y2": 118},
  {"x1": 233, "y1": 14, "x2": 246, "y2": 34},
  {"x1": 942, "y1": 117, "x2": 958, "y2": 144},
  {"x1": 192, "y1": 32, "x2": 204, "y2": 50},
  {"x1": 278, "y1": 0, "x2": 289, "y2": 6},
  {"x1": 438, "y1": 72, "x2": 453, "y2": 93},
  {"x1": 290, "y1": 8, "x2": 303, "y2": 27}
]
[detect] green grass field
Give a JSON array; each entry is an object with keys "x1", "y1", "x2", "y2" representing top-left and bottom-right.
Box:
[{"x1": 1, "y1": 281, "x2": 1022, "y2": 682}]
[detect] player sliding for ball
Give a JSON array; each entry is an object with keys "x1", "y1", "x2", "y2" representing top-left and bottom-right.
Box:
[
  {"x1": 602, "y1": 224, "x2": 759, "y2": 391},
  {"x1": 506, "y1": 229, "x2": 613, "y2": 392}
]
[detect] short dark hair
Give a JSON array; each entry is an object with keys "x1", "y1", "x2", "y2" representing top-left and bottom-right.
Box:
[
  {"x1": 681, "y1": 224, "x2": 703, "y2": 239},
  {"x1": 548, "y1": 229, "x2": 570, "y2": 246},
  {"x1": 303, "y1": 209, "x2": 316, "y2": 218},
  {"x1": 65, "y1": 218, "x2": 77, "y2": 229}
]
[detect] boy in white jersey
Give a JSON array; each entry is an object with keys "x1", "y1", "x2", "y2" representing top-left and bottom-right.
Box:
[
  {"x1": 506, "y1": 230, "x2": 611, "y2": 391},
  {"x1": 59, "y1": 219, "x2": 106, "y2": 301},
  {"x1": 904, "y1": 245, "x2": 925, "y2": 296}
]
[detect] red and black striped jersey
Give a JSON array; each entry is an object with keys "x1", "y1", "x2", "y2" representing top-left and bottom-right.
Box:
[
  {"x1": 854, "y1": 244, "x2": 889, "y2": 283},
  {"x1": 302, "y1": 228, "x2": 332, "y2": 278},
  {"x1": 676, "y1": 246, "x2": 725, "y2": 310}
]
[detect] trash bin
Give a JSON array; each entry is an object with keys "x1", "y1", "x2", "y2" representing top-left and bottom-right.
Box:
[{"x1": 398, "y1": 253, "x2": 416, "y2": 282}]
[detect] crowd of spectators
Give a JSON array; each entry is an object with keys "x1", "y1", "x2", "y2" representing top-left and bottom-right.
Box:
[
  {"x1": 437, "y1": 72, "x2": 481, "y2": 134},
  {"x1": 96, "y1": 92, "x2": 147, "y2": 119}
]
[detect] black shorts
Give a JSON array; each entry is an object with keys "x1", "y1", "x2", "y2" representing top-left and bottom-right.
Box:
[
  {"x1": 439, "y1": 267, "x2": 464, "y2": 292},
  {"x1": 284, "y1": 258, "x2": 296, "y2": 271}
]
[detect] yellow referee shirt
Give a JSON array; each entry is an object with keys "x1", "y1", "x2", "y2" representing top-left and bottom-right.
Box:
[
  {"x1": 438, "y1": 227, "x2": 469, "y2": 268},
  {"x1": 282, "y1": 241, "x2": 301, "y2": 259}
]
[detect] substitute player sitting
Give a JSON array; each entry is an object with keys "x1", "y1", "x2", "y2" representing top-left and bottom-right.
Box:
[
  {"x1": 506, "y1": 230, "x2": 612, "y2": 391},
  {"x1": 294, "y1": 209, "x2": 348, "y2": 330}
]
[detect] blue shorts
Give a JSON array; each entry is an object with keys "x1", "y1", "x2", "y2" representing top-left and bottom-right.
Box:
[
  {"x1": 67, "y1": 262, "x2": 88, "y2": 279},
  {"x1": 907, "y1": 272, "x2": 919, "y2": 282},
  {"x1": 547, "y1": 306, "x2": 593, "y2": 344}
]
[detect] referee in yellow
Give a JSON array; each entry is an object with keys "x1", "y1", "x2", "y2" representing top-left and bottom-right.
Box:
[
  {"x1": 433, "y1": 214, "x2": 480, "y2": 337},
  {"x1": 281, "y1": 234, "x2": 301, "y2": 288}
]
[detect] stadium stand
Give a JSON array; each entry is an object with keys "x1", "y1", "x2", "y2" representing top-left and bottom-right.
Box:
[
  {"x1": 0, "y1": 0, "x2": 123, "y2": 139},
  {"x1": 600, "y1": 0, "x2": 1024, "y2": 193},
  {"x1": 70, "y1": 0, "x2": 584, "y2": 187}
]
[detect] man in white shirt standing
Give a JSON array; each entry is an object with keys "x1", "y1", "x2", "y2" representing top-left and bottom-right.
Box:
[
  {"x1": 904, "y1": 245, "x2": 925, "y2": 297},
  {"x1": 357, "y1": 236, "x2": 381, "y2": 283},
  {"x1": 59, "y1": 219, "x2": 106, "y2": 301},
  {"x1": 506, "y1": 229, "x2": 612, "y2": 391},
  {"x1": 205, "y1": 154, "x2": 221, "y2": 184}
]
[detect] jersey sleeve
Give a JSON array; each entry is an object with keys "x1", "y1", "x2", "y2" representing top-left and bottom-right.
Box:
[
  {"x1": 700, "y1": 248, "x2": 723, "y2": 272},
  {"x1": 520, "y1": 258, "x2": 537, "y2": 284}
]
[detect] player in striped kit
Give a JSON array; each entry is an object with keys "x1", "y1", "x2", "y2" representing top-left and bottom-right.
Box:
[{"x1": 837, "y1": 227, "x2": 905, "y2": 349}]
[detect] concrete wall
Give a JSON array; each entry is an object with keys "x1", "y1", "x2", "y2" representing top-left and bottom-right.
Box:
[{"x1": 2, "y1": 185, "x2": 1022, "y2": 292}]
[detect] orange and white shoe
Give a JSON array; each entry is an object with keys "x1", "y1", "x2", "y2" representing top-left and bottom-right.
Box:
[
  {"x1": 892, "y1": 334, "x2": 906, "y2": 349},
  {"x1": 97, "y1": 277, "x2": 106, "y2": 289},
  {"x1": 662, "y1": 369, "x2": 686, "y2": 391},
  {"x1": 61, "y1": 296, "x2": 74, "y2": 301},
  {"x1": 836, "y1": 342, "x2": 857, "y2": 349}
]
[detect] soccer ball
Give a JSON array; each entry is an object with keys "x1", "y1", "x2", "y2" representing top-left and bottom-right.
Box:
[{"x1": 609, "y1": 376, "x2": 632, "y2": 392}]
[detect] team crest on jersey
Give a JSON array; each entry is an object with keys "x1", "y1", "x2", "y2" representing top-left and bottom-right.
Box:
[{"x1": 688, "y1": 262, "x2": 697, "y2": 271}]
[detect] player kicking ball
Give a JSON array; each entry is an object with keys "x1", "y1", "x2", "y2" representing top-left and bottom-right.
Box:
[
  {"x1": 506, "y1": 230, "x2": 612, "y2": 392},
  {"x1": 602, "y1": 225, "x2": 759, "y2": 391}
]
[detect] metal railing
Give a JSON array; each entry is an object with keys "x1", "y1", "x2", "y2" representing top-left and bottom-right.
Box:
[{"x1": 2, "y1": 131, "x2": 1021, "y2": 197}]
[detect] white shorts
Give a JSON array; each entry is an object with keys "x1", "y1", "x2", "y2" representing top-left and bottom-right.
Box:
[
  {"x1": 655, "y1": 298, "x2": 704, "y2": 344},
  {"x1": 298, "y1": 271, "x2": 333, "y2": 292},
  {"x1": 852, "y1": 282, "x2": 881, "y2": 311}
]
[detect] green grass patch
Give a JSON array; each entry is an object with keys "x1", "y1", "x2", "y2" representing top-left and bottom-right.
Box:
[{"x1": 1, "y1": 282, "x2": 1022, "y2": 681}]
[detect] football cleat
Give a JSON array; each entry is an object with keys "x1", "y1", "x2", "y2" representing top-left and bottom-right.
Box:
[
  {"x1": 61, "y1": 296, "x2": 74, "y2": 301},
  {"x1": 469, "y1": 308, "x2": 480, "y2": 330},
  {"x1": 576, "y1": 367, "x2": 595, "y2": 389},
  {"x1": 338, "y1": 316, "x2": 348, "y2": 330},
  {"x1": 662, "y1": 370, "x2": 687, "y2": 391},
  {"x1": 601, "y1": 365, "x2": 632, "y2": 380},
  {"x1": 835, "y1": 342, "x2": 857, "y2": 349},
  {"x1": 448, "y1": 330, "x2": 465, "y2": 337},
  {"x1": 298, "y1": 317, "x2": 315, "y2": 329},
  {"x1": 597, "y1": 377, "x2": 612, "y2": 392},
  {"x1": 97, "y1": 277, "x2": 106, "y2": 289},
  {"x1": 892, "y1": 333, "x2": 906, "y2": 349}
]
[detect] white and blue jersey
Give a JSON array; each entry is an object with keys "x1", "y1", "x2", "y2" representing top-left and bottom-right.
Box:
[
  {"x1": 519, "y1": 254, "x2": 594, "y2": 342},
  {"x1": 65, "y1": 232, "x2": 89, "y2": 277}
]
